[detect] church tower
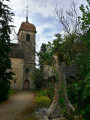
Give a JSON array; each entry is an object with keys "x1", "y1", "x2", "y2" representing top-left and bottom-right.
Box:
[{"x1": 17, "y1": 17, "x2": 36, "y2": 90}]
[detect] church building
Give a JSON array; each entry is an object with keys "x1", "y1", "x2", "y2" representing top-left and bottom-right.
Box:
[{"x1": 9, "y1": 17, "x2": 36, "y2": 90}]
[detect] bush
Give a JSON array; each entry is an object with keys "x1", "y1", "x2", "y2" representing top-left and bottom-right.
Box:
[
  {"x1": 36, "y1": 89, "x2": 54, "y2": 101},
  {"x1": 8, "y1": 89, "x2": 14, "y2": 97},
  {"x1": 0, "y1": 82, "x2": 10, "y2": 102},
  {"x1": 46, "y1": 82, "x2": 54, "y2": 101},
  {"x1": 35, "y1": 96, "x2": 51, "y2": 104},
  {"x1": 37, "y1": 90, "x2": 48, "y2": 97},
  {"x1": 31, "y1": 68, "x2": 45, "y2": 89}
]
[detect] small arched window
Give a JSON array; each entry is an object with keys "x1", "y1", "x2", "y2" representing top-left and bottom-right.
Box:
[
  {"x1": 26, "y1": 34, "x2": 30, "y2": 41},
  {"x1": 26, "y1": 68, "x2": 29, "y2": 74},
  {"x1": 26, "y1": 68, "x2": 29, "y2": 78}
]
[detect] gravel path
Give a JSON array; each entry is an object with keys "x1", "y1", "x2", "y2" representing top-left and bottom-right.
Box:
[{"x1": 0, "y1": 91, "x2": 35, "y2": 120}]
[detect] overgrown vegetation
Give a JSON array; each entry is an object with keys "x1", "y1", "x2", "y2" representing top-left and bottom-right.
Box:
[
  {"x1": 35, "y1": 96, "x2": 51, "y2": 105},
  {"x1": 0, "y1": 0, "x2": 89, "y2": 119},
  {"x1": 35, "y1": 89, "x2": 54, "y2": 106},
  {"x1": 0, "y1": 0, "x2": 14, "y2": 102},
  {"x1": 37, "y1": 0, "x2": 90, "y2": 119},
  {"x1": 31, "y1": 68, "x2": 45, "y2": 89}
]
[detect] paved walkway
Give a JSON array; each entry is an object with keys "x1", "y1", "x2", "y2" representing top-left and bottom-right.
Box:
[{"x1": 0, "y1": 91, "x2": 35, "y2": 120}]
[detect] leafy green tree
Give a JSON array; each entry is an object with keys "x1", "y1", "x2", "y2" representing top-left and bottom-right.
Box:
[
  {"x1": 39, "y1": 0, "x2": 90, "y2": 119},
  {"x1": 0, "y1": 0, "x2": 14, "y2": 102},
  {"x1": 38, "y1": 43, "x2": 53, "y2": 68},
  {"x1": 51, "y1": 34, "x2": 62, "y2": 54},
  {"x1": 31, "y1": 68, "x2": 45, "y2": 89},
  {"x1": 67, "y1": 1, "x2": 90, "y2": 119},
  {"x1": 39, "y1": 33, "x2": 81, "y2": 65},
  {"x1": 75, "y1": 2, "x2": 90, "y2": 119}
]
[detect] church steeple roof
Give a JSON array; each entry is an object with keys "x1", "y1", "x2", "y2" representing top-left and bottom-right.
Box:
[
  {"x1": 18, "y1": 7, "x2": 36, "y2": 35},
  {"x1": 18, "y1": 22, "x2": 36, "y2": 35}
]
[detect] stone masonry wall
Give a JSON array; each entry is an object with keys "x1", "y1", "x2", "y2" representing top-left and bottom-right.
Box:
[{"x1": 10, "y1": 57, "x2": 24, "y2": 90}]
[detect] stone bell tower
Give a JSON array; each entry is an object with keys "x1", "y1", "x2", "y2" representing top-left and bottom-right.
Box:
[{"x1": 17, "y1": 15, "x2": 36, "y2": 90}]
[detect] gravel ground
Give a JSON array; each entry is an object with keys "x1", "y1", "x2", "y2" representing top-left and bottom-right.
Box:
[{"x1": 0, "y1": 91, "x2": 35, "y2": 120}]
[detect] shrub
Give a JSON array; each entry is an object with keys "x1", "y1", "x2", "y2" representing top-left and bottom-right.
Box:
[
  {"x1": 35, "y1": 96, "x2": 51, "y2": 104},
  {"x1": 47, "y1": 88, "x2": 54, "y2": 101},
  {"x1": 8, "y1": 89, "x2": 14, "y2": 97},
  {"x1": 36, "y1": 89, "x2": 54, "y2": 102},
  {"x1": 0, "y1": 82, "x2": 10, "y2": 102},
  {"x1": 31, "y1": 68, "x2": 45, "y2": 90},
  {"x1": 37, "y1": 90, "x2": 48, "y2": 97},
  {"x1": 46, "y1": 82, "x2": 54, "y2": 101}
]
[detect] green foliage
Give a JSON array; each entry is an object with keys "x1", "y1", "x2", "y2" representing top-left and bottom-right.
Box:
[
  {"x1": 0, "y1": 0, "x2": 14, "y2": 102},
  {"x1": 38, "y1": 1, "x2": 90, "y2": 119},
  {"x1": 56, "y1": 52, "x2": 65, "y2": 63},
  {"x1": 31, "y1": 68, "x2": 45, "y2": 89},
  {"x1": 59, "y1": 97, "x2": 66, "y2": 114},
  {"x1": 38, "y1": 43, "x2": 53, "y2": 68},
  {"x1": 52, "y1": 34, "x2": 63, "y2": 54},
  {"x1": 35, "y1": 90, "x2": 51, "y2": 105},
  {"x1": 8, "y1": 89, "x2": 14, "y2": 97},
  {"x1": 45, "y1": 82, "x2": 54, "y2": 101},
  {"x1": 0, "y1": 81, "x2": 10, "y2": 102},
  {"x1": 47, "y1": 89, "x2": 54, "y2": 101},
  {"x1": 60, "y1": 97, "x2": 65, "y2": 106},
  {"x1": 35, "y1": 96, "x2": 51, "y2": 104},
  {"x1": 37, "y1": 90, "x2": 48, "y2": 97},
  {"x1": 39, "y1": 32, "x2": 81, "y2": 66},
  {"x1": 73, "y1": 2, "x2": 90, "y2": 119},
  {"x1": 37, "y1": 89, "x2": 53, "y2": 100},
  {"x1": 65, "y1": 110, "x2": 77, "y2": 120},
  {"x1": 79, "y1": 0, "x2": 90, "y2": 32}
]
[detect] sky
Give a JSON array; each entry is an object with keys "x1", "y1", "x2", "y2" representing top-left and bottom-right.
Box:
[{"x1": 5, "y1": 0, "x2": 88, "y2": 52}]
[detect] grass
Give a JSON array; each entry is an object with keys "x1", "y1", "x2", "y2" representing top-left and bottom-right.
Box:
[{"x1": 35, "y1": 96, "x2": 51, "y2": 104}]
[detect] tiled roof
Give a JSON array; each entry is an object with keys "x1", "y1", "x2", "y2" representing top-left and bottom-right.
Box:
[
  {"x1": 18, "y1": 22, "x2": 36, "y2": 34},
  {"x1": 8, "y1": 43, "x2": 24, "y2": 58}
]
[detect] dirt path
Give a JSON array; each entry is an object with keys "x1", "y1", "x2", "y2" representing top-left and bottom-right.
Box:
[{"x1": 0, "y1": 91, "x2": 35, "y2": 120}]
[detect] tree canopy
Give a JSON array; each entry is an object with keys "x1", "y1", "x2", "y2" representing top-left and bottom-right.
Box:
[
  {"x1": 38, "y1": 1, "x2": 90, "y2": 119},
  {"x1": 0, "y1": 0, "x2": 14, "y2": 102}
]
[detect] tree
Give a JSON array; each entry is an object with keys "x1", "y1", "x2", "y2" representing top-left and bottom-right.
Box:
[
  {"x1": 38, "y1": 43, "x2": 53, "y2": 68},
  {"x1": 74, "y1": 1, "x2": 90, "y2": 119},
  {"x1": 54, "y1": 1, "x2": 90, "y2": 119},
  {"x1": 0, "y1": 0, "x2": 14, "y2": 102},
  {"x1": 31, "y1": 68, "x2": 45, "y2": 89},
  {"x1": 39, "y1": 1, "x2": 90, "y2": 119},
  {"x1": 55, "y1": 1, "x2": 82, "y2": 36}
]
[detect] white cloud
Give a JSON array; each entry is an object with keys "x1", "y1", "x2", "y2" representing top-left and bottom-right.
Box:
[{"x1": 37, "y1": 23, "x2": 53, "y2": 34}]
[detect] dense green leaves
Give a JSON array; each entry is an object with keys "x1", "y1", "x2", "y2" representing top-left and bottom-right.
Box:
[
  {"x1": 0, "y1": 0, "x2": 14, "y2": 102},
  {"x1": 38, "y1": 0, "x2": 90, "y2": 119},
  {"x1": 31, "y1": 68, "x2": 45, "y2": 89},
  {"x1": 67, "y1": 1, "x2": 90, "y2": 119}
]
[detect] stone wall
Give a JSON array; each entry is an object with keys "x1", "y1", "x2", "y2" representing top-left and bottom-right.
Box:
[{"x1": 10, "y1": 57, "x2": 24, "y2": 90}]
